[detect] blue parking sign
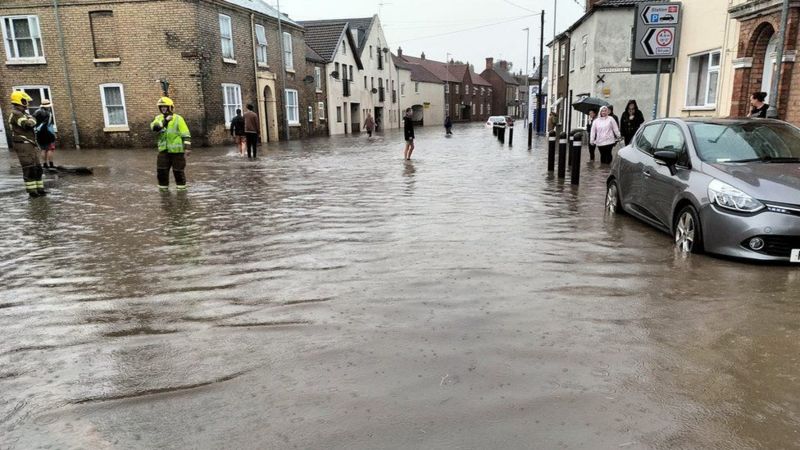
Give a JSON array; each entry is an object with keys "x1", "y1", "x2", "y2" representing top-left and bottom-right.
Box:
[{"x1": 651, "y1": 13, "x2": 659, "y2": 22}]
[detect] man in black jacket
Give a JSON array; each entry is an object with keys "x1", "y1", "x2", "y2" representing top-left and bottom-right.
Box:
[
  {"x1": 403, "y1": 108, "x2": 415, "y2": 160},
  {"x1": 229, "y1": 109, "x2": 245, "y2": 156}
]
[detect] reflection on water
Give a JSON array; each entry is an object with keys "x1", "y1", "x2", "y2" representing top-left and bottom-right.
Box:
[{"x1": 0, "y1": 125, "x2": 798, "y2": 449}]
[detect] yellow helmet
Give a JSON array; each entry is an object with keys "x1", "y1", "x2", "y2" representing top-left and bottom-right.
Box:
[
  {"x1": 10, "y1": 91, "x2": 33, "y2": 106},
  {"x1": 157, "y1": 97, "x2": 174, "y2": 108}
]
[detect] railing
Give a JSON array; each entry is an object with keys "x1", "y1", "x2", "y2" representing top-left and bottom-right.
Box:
[
  {"x1": 378, "y1": 87, "x2": 385, "y2": 102},
  {"x1": 343, "y1": 78, "x2": 350, "y2": 97}
]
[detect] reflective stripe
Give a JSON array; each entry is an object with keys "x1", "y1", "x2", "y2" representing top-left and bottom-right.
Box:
[
  {"x1": 36, "y1": 181, "x2": 44, "y2": 188},
  {"x1": 176, "y1": 185, "x2": 187, "y2": 191}
]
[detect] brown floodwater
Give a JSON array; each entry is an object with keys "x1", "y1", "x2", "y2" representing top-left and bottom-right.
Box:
[{"x1": 1, "y1": 124, "x2": 798, "y2": 449}]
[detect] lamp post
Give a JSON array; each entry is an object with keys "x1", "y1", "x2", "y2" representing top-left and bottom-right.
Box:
[
  {"x1": 446, "y1": 52, "x2": 452, "y2": 122},
  {"x1": 523, "y1": 27, "x2": 530, "y2": 124}
]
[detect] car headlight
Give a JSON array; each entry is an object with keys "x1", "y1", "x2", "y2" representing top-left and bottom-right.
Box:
[{"x1": 708, "y1": 179, "x2": 764, "y2": 212}]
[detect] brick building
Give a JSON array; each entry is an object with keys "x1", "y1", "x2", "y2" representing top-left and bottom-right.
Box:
[
  {"x1": 480, "y1": 58, "x2": 520, "y2": 118},
  {"x1": 0, "y1": 0, "x2": 317, "y2": 148},
  {"x1": 447, "y1": 64, "x2": 492, "y2": 122},
  {"x1": 729, "y1": 0, "x2": 800, "y2": 122},
  {"x1": 304, "y1": 43, "x2": 329, "y2": 137}
]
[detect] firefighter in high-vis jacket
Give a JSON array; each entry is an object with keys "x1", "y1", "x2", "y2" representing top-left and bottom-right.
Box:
[
  {"x1": 150, "y1": 97, "x2": 191, "y2": 191},
  {"x1": 8, "y1": 91, "x2": 46, "y2": 197}
]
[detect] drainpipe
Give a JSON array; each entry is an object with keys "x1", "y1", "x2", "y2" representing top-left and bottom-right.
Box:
[
  {"x1": 276, "y1": 0, "x2": 290, "y2": 140},
  {"x1": 250, "y1": 12, "x2": 263, "y2": 139},
  {"x1": 53, "y1": 0, "x2": 80, "y2": 149},
  {"x1": 768, "y1": 0, "x2": 790, "y2": 118}
]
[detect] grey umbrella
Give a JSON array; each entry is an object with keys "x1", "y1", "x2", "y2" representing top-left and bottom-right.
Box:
[{"x1": 572, "y1": 97, "x2": 610, "y2": 115}]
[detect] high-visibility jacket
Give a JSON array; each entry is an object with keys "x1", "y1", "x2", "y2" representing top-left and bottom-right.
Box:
[
  {"x1": 8, "y1": 107, "x2": 37, "y2": 146},
  {"x1": 150, "y1": 113, "x2": 191, "y2": 153}
]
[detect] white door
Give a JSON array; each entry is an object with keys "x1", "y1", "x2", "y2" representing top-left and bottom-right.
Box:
[{"x1": 0, "y1": 105, "x2": 7, "y2": 149}]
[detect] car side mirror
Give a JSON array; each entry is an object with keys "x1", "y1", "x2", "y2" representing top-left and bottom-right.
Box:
[{"x1": 654, "y1": 150, "x2": 678, "y2": 175}]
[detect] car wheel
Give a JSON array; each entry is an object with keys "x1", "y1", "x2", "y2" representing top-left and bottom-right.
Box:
[
  {"x1": 606, "y1": 180, "x2": 622, "y2": 215},
  {"x1": 674, "y1": 205, "x2": 704, "y2": 254}
]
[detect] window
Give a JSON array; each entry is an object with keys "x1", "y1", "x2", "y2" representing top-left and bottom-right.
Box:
[
  {"x1": 445, "y1": 103, "x2": 449, "y2": 115},
  {"x1": 455, "y1": 85, "x2": 459, "y2": 94},
  {"x1": 472, "y1": 103, "x2": 476, "y2": 115},
  {"x1": 2, "y1": 15, "x2": 44, "y2": 63},
  {"x1": 570, "y1": 45, "x2": 575, "y2": 71},
  {"x1": 581, "y1": 35, "x2": 587, "y2": 68},
  {"x1": 318, "y1": 101, "x2": 325, "y2": 119},
  {"x1": 371, "y1": 77, "x2": 374, "y2": 89},
  {"x1": 255, "y1": 24, "x2": 268, "y2": 66},
  {"x1": 219, "y1": 14, "x2": 234, "y2": 60},
  {"x1": 336, "y1": 106, "x2": 342, "y2": 122},
  {"x1": 13, "y1": 85, "x2": 50, "y2": 110},
  {"x1": 445, "y1": 84, "x2": 449, "y2": 94},
  {"x1": 308, "y1": 105, "x2": 313, "y2": 122},
  {"x1": 480, "y1": 87, "x2": 484, "y2": 96},
  {"x1": 99, "y1": 83, "x2": 128, "y2": 128},
  {"x1": 480, "y1": 104, "x2": 483, "y2": 115},
  {"x1": 686, "y1": 50, "x2": 720, "y2": 108},
  {"x1": 364, "y1": 76, "x2": 367, "y2": 88},
  {"x1": 342, "y1": 40, "x2": 346, "y2": 55},
  {"x1": 465, "y1": 84, "x2": 470, "y2": 96},
  {"x1": 400, "y1": 82, "x2": 404, "y2": 95},
  {"x1": 559, "y1": 43, "x2": 565, "y2": 76},
  {"x1": 282, "y1": 32, "x2": 293, "y2": 71},
  {"x1": 314, "y1": 67, "x2": 322, "y2": 91},
  {"x1": 222, "y1": 83, "x2": 242, "y2": 127},
  {"x1": 349, "y1": 65, "x2": 353, "y2": 81},
  {"x1": 635, "y1": 123, "x2": 662, "y2": 155},
  {"x1": 414, "y1": 82, "x2": 419, "y2": 93},
  {"x1": 655, "y1": 123, "x2": 689, "y2": 165},
  {"x1": 90, "y1": 11, "x2": 118, "y2": 60},
  {"x1": 370, "y1": 45, "x2": 373, "y2": 58},
  {"x1": 335, "y1": 62, "x2": 340, "y2": 77},
  {"x1": 285, "y1": 89, "x2": 299, "y2": 124}
]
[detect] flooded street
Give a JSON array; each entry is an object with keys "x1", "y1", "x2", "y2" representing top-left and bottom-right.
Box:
[{"x1": 1, "y1": 123, "x2": 799, "y2": 449}]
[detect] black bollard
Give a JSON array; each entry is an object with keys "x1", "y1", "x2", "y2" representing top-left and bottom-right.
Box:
[
  {"x1": 547, "y1": 131, "x2": 556, "y2": 172},
  {"x1": 570, "y1": 133, "x2": 582, "y2": 185},
  {"x1": 528, "y1": 122, "x2": 533, "y2": 148},
  {"x1": 508, "y1": 126, "x2": 514, "y2": 146},
  {"x1": 557, "y1": 132, "x2": 567, "y2": 179},
  {"x1": 493, "y1": 124, "x2": 498, "y2": 136},
  {"x1": 499, "y1": 125, "x2": 506, "y2": 144},
  {"x1": 567, "y1": 131, "x2": 573, "y2": 166}
]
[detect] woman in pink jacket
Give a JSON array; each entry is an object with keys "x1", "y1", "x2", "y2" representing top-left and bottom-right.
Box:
[{"x1": 590, "y1": 106, "x2": 621, "y2": 164}]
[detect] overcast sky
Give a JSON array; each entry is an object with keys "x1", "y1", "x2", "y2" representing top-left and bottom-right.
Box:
[{"x1": 280, "y1": 0, "x2": 585, "y2": 75}]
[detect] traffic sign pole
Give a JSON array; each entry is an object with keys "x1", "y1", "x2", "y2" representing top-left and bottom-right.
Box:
[{"x1": 653, "y1": 58, "x2": 662, "y2": 120}]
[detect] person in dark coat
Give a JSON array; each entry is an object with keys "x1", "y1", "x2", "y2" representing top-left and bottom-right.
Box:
[
  {"x1": 619, "y1": 100, "x2": 645, "y2": 146},
  {"x1": 749, "y1": 92, "x2": 769, "y2": 118},
  {"x1": 607, "y1": 105, "x2": 619, "y2": 129},
  {"x1": 444, "y1": 115, "x2": 453, "y2": 135},
  {"x1": 33, "y1": 99, "x2": 57, "y2": 169},
  {"x1": 229, "y1": 109, "x2": 245, "y2": 156},
  {"x1": 586, "y1": 109, "x2": 597, "y2": 161},
  {"x1": 403, "y1": 108, "x2": 415, "y2": 160}
]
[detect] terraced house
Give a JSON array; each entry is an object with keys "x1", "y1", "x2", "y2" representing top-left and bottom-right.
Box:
[
  {"x1": 0, "y1": 0, "x2": 320, "y2": 148},
  {"x1": 301, "y1": 15, "x2": 400, "y2": 135}
]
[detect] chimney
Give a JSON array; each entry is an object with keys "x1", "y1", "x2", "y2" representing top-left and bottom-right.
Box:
[
  {"x1": 499, "y1": 60, "x2": 508, "y2": 71},
  {"x1": 397, "y1": 47, "x2": 403, "y2": 57},
  {"x1": 586, "y1": 0, "x2": 603, "y2": 11},
  {"x1": 485, "y1": 57, "x2": 494, "y2": 70},
  {"x1": 421, "y1": 52, "x2": 426, "y2": 60}
]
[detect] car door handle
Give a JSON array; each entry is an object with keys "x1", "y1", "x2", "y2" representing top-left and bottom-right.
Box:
[{"x1": 643, "y1": 169, "x2": 652, "y2": 177}]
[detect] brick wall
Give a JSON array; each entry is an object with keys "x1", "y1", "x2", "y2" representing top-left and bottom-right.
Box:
[{"x1": 731, "y1": 8, "x2": 800, "y2": 123}]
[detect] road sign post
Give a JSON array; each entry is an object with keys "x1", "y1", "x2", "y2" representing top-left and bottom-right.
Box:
[{"x1": 634, "y1": 2, "x2": 682, "y2": 119}]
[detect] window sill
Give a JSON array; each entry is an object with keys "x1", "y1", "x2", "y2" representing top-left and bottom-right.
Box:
[
  {"x1": 682, "y1": 106, "x2": 716, "y2": 111},
  {"x1": 6, "y1": 58, "x2": 46, "y2": 65},
  {"x1": 104, "y1": 126, "x2": 129, "y2": 132},
  {"x1": 223, "y1": 58, "x2": 237, "y2": 65},
  {"x1": 288, "y1": 122, "x2": 301, "y2": 127},
  {"x1": 316, "y1": 90, "x2": 323, "y2": 93},
  {"x1": 94, "y1": 57, "x2": 121, "y2": 63},
  {"x1": 258, "y1": 63, "x2": 269, "y2": 69},
  {"x1": 285, "y1": 68, "x2": 295, "y2": 74}
]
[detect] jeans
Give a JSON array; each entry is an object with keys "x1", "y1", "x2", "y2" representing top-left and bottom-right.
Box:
[{"x1": 246, "y1": 133, "x2": 258, "y2": 158}]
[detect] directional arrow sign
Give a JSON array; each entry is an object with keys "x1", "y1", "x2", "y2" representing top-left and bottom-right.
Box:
[{"x1": 641, "y1": 27, "x2": 675, "y2": 57}]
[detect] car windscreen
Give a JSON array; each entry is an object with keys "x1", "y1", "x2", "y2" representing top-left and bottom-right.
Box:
[{"x1": 689, "y1": 122, "x2": 800, "y2": 163}]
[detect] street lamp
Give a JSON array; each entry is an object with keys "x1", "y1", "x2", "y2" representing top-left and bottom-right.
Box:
[{"x1": 446, "y1": 52, "x2": 452, "y2": 122}]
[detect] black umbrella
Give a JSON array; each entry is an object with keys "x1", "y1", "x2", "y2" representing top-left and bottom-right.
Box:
[{"x1": 572, "y1": 97, "x2": 609, "y2": 115}]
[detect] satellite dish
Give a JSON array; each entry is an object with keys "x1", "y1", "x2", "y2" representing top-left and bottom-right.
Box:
[
  {"x1": 331, "y1": 71, "x2": 340, "y2": 79},
  {"x1": 303, "y1": 75, "x2": 315, "y2": 84}
]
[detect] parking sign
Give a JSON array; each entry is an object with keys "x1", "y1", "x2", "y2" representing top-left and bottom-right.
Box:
[{"x1": 634, "y1": 2, "x2": 682, "y2": 59}]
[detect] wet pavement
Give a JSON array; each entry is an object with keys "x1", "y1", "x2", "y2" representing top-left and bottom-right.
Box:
[{"x1": 1, "y1": 124, "x2": 799, "y2": 449}]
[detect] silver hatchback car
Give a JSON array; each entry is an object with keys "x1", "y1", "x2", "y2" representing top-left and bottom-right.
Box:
[{"x1": 606, "y1": 118, "x2": 800, "y2": 262}]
